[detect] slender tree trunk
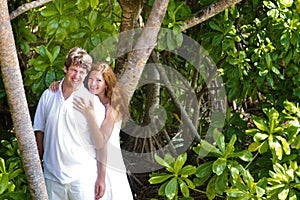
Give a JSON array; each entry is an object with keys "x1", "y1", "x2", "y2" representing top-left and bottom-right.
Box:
[
  {"x1": 119, "y1": 0, "x2": 169, "y2": 100},
  {"x1": 115, "y1": 0, "x2": 143, "y2": 76},
  {"x1": 0, "y1": 0, "x2": 48, "y2": 199}
]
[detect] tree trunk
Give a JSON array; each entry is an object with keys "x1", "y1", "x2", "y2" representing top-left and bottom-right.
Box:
[
  {"x1": 119, "y1": 0, "x2": 169, "y2": 100},
  {"x1": 0, "y1": 0, "x2": 48, "y2": 199},
  {"x1": 115, "y1": 0, "x2": 143, "y2": 76}
]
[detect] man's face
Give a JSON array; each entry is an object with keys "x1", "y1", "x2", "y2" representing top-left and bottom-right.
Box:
[{"x1": 64, "y1": 65, "x2": 87, "y2": 89}]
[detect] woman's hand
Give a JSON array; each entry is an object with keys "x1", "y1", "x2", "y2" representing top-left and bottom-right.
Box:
[
  {"x1": 49, "y1": 81, "x2": 60, "y2": 92},
  {"x1": 73, "y1": 97, "x2": 94, "y2": 116}
]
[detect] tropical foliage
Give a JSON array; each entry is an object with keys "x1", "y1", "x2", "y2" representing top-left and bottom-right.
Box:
[{"x1": 1, "y1": 0, "x2": 300, "y2": 199}]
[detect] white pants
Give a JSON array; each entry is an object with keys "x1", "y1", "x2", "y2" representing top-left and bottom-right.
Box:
[{"x1": 45, "y1": 177, "x2": 96, "y2": 200}]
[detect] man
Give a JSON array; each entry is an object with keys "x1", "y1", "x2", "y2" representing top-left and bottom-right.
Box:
[{"x1": 33, "y1": 47, "x2": 106, "y2": 200}]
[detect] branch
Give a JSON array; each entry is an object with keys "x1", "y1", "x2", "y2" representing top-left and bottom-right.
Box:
[
  {"x1": 180, "y1": 0, "x2": 242, "y2": 31},
  {"x1": 10, "y1": 0, "x2": 52, "y2": 20}
]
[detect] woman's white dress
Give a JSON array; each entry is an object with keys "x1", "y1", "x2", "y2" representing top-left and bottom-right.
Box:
[{"x1": 101, "y1": 120, "x2": 133, "y2": 200}]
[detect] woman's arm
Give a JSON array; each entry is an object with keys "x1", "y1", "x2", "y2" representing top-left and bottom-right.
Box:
[
  {"x1": 95, "y1": 146, "x2": 107, "y2": 199},
  {"x1": 49, "y1": 80, "x2": 61, "y2": 92},
  {"x1": 73, "y1": 97, "x2": 116, "y2": 149}
]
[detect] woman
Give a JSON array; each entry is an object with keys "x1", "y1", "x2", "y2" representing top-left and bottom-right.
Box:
[{"x1": 50, "y1": 62, "x2": 133, "y2": 200}]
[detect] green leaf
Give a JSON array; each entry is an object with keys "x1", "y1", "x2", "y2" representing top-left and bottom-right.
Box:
[
  {"x1": 248, "y1": 141, "x2": 262, "y2": 152},
  {"x1": 179, "y1": 165, "x2": 196, "y2": 176},
  {"x1": 195, "y1": 161, "x2": 213, "y2": 178},
  {"x1": 254, "y1": 132, "x2": 269, "y2": 141},
  {"x1": 253, "y1": 116, "x2": 269, "y2": 132},
  {"x1": 212, "y1": 34, "x2": 223, "y2": 46},
  {"x1": 209, "y1": 21, "x2": 223, "y2": 32},
  {"x1": 206, "y1": 176, "x2": 217, "y2": 200},
  {"x1": 278, "y1": 188, "x2": 289, "y2": 200},
  {"x1": 76, "y1": 0, "x2": 90, "y2": 11},
  {"x1": 165, "y1": 177, "x2": 178, "y2": 199},
  {"x1": 276, "y1": 136, "x2": 290, "y2": 155},
  {"x1": 40, "y1": 4, "x2": 58, "y2": 17},
  {"x1": 213, "y1": 158, "x2": 227, "y2": 176},
  {"x1": 90, "y1": 0, "x2": 99, "y2": 9},
  {"x1": 149, "y1": 173, "x2": 173, "y2": 184},
  {"x1": 174, "y1": 153, "x2": 187, "y2": 174},
  {"x1": 233, "y1": 150, "x2": 253, "y2": 162},
  {"x1": 178, "y1": 179, "x2": 189, "y2": 197},
  {"x1": 0, "y1": 158, "x2": 5, "y2": 173},
  {"x1": 52, "y1": 46, "x2": 61, "y2": 61},
  {"x1": 158, "y1": 181, "x2": 168, "y2": 196},
  {"x1": 226, "y1": 188, "x2": 245, "y2": 197},
  {"x1": 0, "y1": 173, "x2": 9, "y2": 194},
  {"x1": 213, "y1": 129, "x2": 225, "y2": 153},
  {"x1": 265, "y1": 53, "x2": 272, "y2": 67},
  {"x1": 199, "y1": 140, "x2": 222, "y2": 157},
  {"x1": 154, "y1": 154, "x2": 172, "y2": 169},
  {"x1": 215, "y1": 171, "x2": 228, "y2": 195},
  {"x1": 224, "y1": 134, "x2": 236, "y2": 157}
]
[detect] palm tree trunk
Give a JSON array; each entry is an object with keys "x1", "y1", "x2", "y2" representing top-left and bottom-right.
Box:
[{"x1": 0, "y1": 0, "x2": 48, "y2": 199}]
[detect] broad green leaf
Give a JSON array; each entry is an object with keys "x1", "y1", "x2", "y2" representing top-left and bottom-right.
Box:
[
  {"x1": 233, "y1": 150, "x2": 253, "y2": 162},
  {"x1": 199, "y1": 140, "x2": 222, "y2": 157},
  {"x1": 280, "y1": 0, "x2": 293, "y2": 7},
  {"x1": 195, "y1": 161, "x2": 213, "y2": 178},
  {"x1": 256, "y1": 186, "x2": 265, "y2": 197},
  {"x1": 253, "y1": 116, "x2": 269, "y2": 132},
  {"x1": 226, "y1": 188, "x2": 245, "y2": 197},
  {"x1": 76, "y1": 0, "x2": 90, "y2": 11},
  {"x1": 248, "y1": 141, "x2": 262, "y2": 152},
  {"x1": 215, "y1": 171, "x2": 228, "y2": 195},
  {"x1": 259, "y1": 140, "x2": 269, "y2": 154},
  {"x1": 206, "y1": 176, "x2": 217, "y2": 200},
  {"x1": 213, "y1": 158, "x2": 227, "y2": 176},
  {"x1": 165, "y1": 177, "x2": 178, "y2": 199},
  {"x1": 276, "y1": 136, "x2": 290, "y2": 155},
  {"x1": 154, "y1": 154, "x2": 172, "y2": 169},
  {"x1": 208, "y1": 21, "x2": 223, "y2": 32},
  {"x1": 40, "y1": 4, "x2": 58, "y2": 17},
  {"x1": 273, "y1": 163, "x2": 286, "y2": 176},
  {"x1": 0, "y1": 158, "x2": 5, "y2": 173},
  {"x1": 245, "y1": 128, "x2": 260, "y2": 136},
  {"x1": 158, "y1": 181, "x2": 168, "y2": 196},
  {"x1": 178, "y1": 179, "x2": 189, "y2": 197},
  {"x1": 149, "y1": 173, "x2": 173, "y2": 184},
  {"x1": 278, "y1": 188, "x2": 289, "y2": 200},
  {"x1": 213, "y1": 129, "x2": 225, "y2": 153},
  {"x1": 0, "y1": 173, "x2": 9, "y2": 194},
  {"x1": 179, "y1": 165, "x2": 196, "y2": 176},
  {"x1": 268, "y1": 108, "x2": 279, "y2": 133},
  {"x1": 265, "y1": 53, "x2": 271, "y2": 67},
  {"x1": 254, "y1": 132, "x2": 268, "y2": 141},
  {"x1": 174, "y1": 153, "x2": 187, "y2": 174},
  {"x1": 224, "y1": 134, "x2": 236, "y2": 157},
  {"x1": 90, "y1": 0, "x2": 99, "y2": 9},
  {"x1": 8, "y1": 169, "x2": 23, "y2": 180}
]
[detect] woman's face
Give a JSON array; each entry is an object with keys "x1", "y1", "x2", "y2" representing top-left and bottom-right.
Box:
[{"x1": 87, "y1": 70, "x2": 106, "y2": 95}]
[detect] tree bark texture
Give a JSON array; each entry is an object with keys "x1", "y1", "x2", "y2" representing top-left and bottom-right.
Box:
[
  {"x1": 119, "y1": 0, "x2": 169, "y2": 101},
  {"x1": 9, "y1": 0, "x2": 52, "y2": 20},
  {"x1": 115, "y1": 0, "x2": 143, "y2": 76},
  {"x1": 0, "y1": 0, "x2": 48, "y2": 199},
  {"x1": 180, "y1": 0, "x2": 242, "y2": 31}
]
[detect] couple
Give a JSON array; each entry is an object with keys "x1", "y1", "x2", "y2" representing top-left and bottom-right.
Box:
[{"x1": 33, "y1": 47, "x2": 133, "y2": 200}]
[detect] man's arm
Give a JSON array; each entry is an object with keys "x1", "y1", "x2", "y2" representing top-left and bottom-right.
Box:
[{"x1": 35, "y1": 131, "x2": 44, "y2": 161}]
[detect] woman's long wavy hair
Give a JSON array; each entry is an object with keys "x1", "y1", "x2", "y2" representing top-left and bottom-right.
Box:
[{"x1": 89, "y1": 62, "x2": 129, "y2": 121}]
